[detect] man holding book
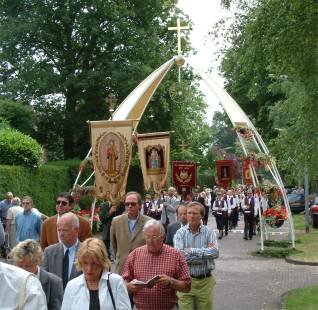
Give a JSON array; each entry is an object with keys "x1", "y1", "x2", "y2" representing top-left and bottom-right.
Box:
[{"x1": 122, "y1": 219, "x2": 191, "y2": 310}]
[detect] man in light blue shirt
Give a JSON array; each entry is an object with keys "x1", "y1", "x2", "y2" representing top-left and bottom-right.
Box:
[
  {"x1": 15, "y1": 196, "x2": 42, "y2": 242},
  {"x1": 0, "y1": 191, "x2": 13, "y2": 229},
  {"x1": 174, "y1": 201, "x2": 219, "y2": 310}
]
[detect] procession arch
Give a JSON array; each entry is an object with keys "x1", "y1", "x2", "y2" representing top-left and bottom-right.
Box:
[{"x1": 75, "y1": 55, "x2": 295, "y2": 250}]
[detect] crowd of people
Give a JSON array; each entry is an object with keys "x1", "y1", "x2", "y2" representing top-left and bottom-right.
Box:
[{"x1": 0, "y1": 184, "x2": 271, "y2": 309}]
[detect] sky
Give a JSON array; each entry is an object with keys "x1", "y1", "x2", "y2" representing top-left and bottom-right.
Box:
[{"x1": 177, "y1": 0, "x2": 234, "y2": 122}]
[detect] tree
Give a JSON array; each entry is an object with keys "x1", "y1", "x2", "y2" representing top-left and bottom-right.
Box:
[
  {"x1": 0, "y1": 0, "x2": 192, "y2": 159},
  {"x1": 217, "y1": 0, "x2": 318, "y2": 182},
  {"x1": 0, "y1": 98, "x2": 35, "y2": 136}
]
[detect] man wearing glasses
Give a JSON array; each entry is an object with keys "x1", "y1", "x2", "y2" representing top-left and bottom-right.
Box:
[
  {"x1": 110, "y1": 191, "x2": 151, "y2": 274},
  {"x1": 122, "y1": 219, "x2": 191, "y2": 310},
  {"x1": 40, "y1": 192, "x2": 92, "y2": 249}
]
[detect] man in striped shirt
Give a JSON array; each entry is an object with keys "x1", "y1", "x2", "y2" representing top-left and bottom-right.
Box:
[{"x1": 174, "y1": 201, "x2": 219, "y2": 310}]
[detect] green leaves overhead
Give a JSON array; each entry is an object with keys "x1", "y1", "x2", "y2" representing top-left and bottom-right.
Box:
[{"x1": 218, "y1": 0, "x2": 318, "y2": 182}]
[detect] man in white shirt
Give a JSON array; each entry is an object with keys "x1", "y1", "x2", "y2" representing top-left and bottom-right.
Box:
[{"x1": 0, "y1": 262, "x2": 47, "y2": 309}]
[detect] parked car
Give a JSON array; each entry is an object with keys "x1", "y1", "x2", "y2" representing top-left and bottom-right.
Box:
[{"x1": 287, "y1": 193, "x2": 305, "y2": 212}]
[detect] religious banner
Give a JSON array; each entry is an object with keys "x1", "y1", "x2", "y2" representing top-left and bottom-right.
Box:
[
  {"x1": 215, "y1": 160, "x2": 234, "y2": 189},
  {"x1": 90, "y1": 120, "x2": 133, "y2": 204},
  {"x1": 242, "y1": 160, "x2": 253, "y2": 186},
  {"x1": 172, "y1": 161, "x2": 196, "y2": 192},
  {"x1": 137, "y1": 132, "x2": 170, "y2": 193}
]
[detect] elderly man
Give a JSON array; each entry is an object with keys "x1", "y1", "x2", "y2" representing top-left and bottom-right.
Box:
[
  {"x1": 110, "y1": 191, "x2": 151, "y2": 274},
  {"x1": 161, "y1": 187, "x2": 180, "y2": 229},
  {"x1": 40, "y1": 192, "x2": 92, "y2": 249},
  {"x1": 0, "y1": 191, "x2": 13, "y2": 229},
  {"x1": 42, "y1": 212, "x2": 81, "y2": 289},
  {"x1": 15, "y1": 196, "x2": 42, "y2": 242},
  {"x1": 165, "y1": 204, "x2": 187, "y2": 246},
  {"x1": 174, "y1": 201, "x2": 219, "y2": 310},
  {"x1": 122, "y1": 219, "x2": 191, "y2": 310}
]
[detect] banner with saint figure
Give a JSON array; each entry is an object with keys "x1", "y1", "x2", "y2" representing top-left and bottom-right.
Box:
[
  {"x1": 90, "y1": 120, "x2": 133, "y2": 204},
  {"x1": 137, "y1": 132, "x2": 170, "y2": 193},
  {"x1": 215, "y1": 160, "x2": 234, "y2": 189},
  {"x1": 242, "y1": 160, "x2": 253, "y2": 186}
]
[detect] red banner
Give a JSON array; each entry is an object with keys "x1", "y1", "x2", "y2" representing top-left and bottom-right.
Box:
[
  {"x1": 215, "y1": 160, "x2": 234, "y2": 189},
  {"x1": 242, "y1": 160, "x2": 253, "y2": 186},
  {"x1": 172, "y1": 161, "x2": 196, "y2": 190}
]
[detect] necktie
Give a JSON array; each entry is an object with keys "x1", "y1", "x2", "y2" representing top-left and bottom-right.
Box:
[{"x1": 63, "y1": 249, "x2": 69, "y2": 289}]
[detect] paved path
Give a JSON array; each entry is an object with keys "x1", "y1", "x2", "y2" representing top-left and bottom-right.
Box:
[{"x1": 209, "y1": 217, "x2": 318, "y2": 310}]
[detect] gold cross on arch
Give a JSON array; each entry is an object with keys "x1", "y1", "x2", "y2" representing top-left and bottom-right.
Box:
[{"x1": 168, "y1": 18, "x2": 189, "y2": 55}]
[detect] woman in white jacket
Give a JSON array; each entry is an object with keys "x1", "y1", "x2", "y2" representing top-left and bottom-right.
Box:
[{"x1": 62, "y1": 238, "x2": 131, "y2": 310}]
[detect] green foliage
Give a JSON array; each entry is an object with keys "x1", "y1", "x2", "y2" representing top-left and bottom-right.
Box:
[
  {"x1": 282, "y1": 285, "x2": 318, "y2": 310},
  {"x1": 0, "y1": 128, "x2": 42, "y2": 167},
  {"x1": 0, "y1": 99, "x2": 35, "y2": 135},
  {"x1": 0, "y1": 0, "x2": 193, "y2": 159},
  {"x1": 0, "y1": 164, "x2": 73, "y2": 216},
  {"x1": 217, "y1": 0, "x2": 318, "y2": 183},
  {"x1": 254, "y1": 245, "x2": 301, "y2": 258}
]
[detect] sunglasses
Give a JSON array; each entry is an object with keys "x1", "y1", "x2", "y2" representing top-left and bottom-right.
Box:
[
  {"x1": 125, "y1": 202, "x2": 137, "y2": 207},
  {"x1": 56, "y1": 200, "x2": 68, "y2": 206}
]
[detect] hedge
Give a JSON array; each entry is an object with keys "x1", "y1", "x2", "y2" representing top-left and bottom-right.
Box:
[
  {"x1": 0, "y1": 161, "x2": 79, "y2": 216},
  {"x1": 0, "y1": 161, "x2": 215, "y2": 216}
]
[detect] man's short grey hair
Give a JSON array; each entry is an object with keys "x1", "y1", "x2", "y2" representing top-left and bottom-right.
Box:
[
  {"x1": 59, "y1": 212, "x2": 79, "y2": 228},
  {"x1": 10, "y1": 239, "x2": 43, "y2": 265},
  {"x1": 143, "y1": 219, "x2": 165, "y2": 236}
]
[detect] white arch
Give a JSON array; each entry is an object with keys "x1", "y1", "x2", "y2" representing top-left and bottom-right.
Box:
[{"x1": 76, "y1": 57, "x2": 295, "y2": 249}]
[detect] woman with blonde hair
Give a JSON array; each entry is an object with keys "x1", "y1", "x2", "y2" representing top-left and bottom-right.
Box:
[
  {"x1": 10, "y1": 239, "x2": 63, "y2": 309},
  {"x1": 62, "y1": 238, "x2": 131, "y2": 310}
]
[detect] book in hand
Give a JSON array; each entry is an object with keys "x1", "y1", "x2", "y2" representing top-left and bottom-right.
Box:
[{"x1": 131, "y1": 275, "x2": 161, "y2": 288}]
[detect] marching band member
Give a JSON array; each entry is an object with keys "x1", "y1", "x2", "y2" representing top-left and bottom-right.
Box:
[{"x1": 212, "y1": 191, "x2": 228, "y2": 239}]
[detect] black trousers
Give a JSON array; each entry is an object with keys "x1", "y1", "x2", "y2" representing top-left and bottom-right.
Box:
[
  {"x1": 215, "y1": 213, "x2": 224, "y2": 230},
  {"x1": 244, "y1": 213, "x2": 254, "y2": 238},
  {"x1": 223, "y1": 213, "x2": 228, "y2": 234},
  {"x1": 231, "y1": 207, "x2": 238, "y2": 228}
]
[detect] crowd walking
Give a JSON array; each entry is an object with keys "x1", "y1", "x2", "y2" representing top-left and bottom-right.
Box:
[{"x1": 0, "y1": 184, "x2": 283, "y2": 309}]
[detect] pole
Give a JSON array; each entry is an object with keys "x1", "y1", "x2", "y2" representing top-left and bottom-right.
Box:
[{"x1": 304, "y1": 164, "x2": 310, "y2": 233}]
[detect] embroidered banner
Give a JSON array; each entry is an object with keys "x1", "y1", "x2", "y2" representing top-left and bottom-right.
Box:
[
  {"x1": 242, "y1": 160, "x2": 253, "y2": 186},
  {"x1": 137, "y1": 132, "x2": 170, "y2": 193},
  {"x1": 215, "y1": 160, "x2": 234, "y2": 189},
  {"x1": 172, "y1": 161, "x2": 196, "y2": 190},
  {"x1": 90, "y1": 120, "x2": 133, "y2": 204}
]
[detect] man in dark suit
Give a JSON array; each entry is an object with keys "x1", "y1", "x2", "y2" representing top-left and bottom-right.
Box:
[
  {"x1": 39, "y1": 268, "x2": 63, "y2": 310},
  {"x1": 40, "y1": 192, "x2": 92, "y2": 249},
  {"x1": 42, "y1": 212, "x2": 82, "y2": 289},
  {"x1": 165, "y1": 204, "x2": 187, "y2": 246}
]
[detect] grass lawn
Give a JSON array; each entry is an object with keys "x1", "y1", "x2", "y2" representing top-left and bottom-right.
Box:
[
  {"x1": 282, "y1": 285, "x2": 318, "y2": 310},
  {"x1": 288, "y1": 214, "x2": 318, "y2": 263},
  {"x1": 254, "y1": 214, "x2": 318, "y2": 262}
]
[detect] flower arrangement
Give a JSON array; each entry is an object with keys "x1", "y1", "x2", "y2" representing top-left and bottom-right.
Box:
[
  {"x1": 72, "y1": 185, "x2": 96, "y2": 198},
  {"x1": 258, "y1": 180, "x2": 282, "y2": 202},
  {"x1": 79, "y1": 157, "x2": 93, "y2": 172},
  {"x1": 241, "y1": 152, "x2": 274, "y2": 167},
  {"x1": 262, "y1": 206, "x2": 287, "y2": 228},
  {"x1": 233, "y1": 124, "x2": 254, "y2": 139},
  {"x1": 74, "y1": 206, "x2": 101, "y2": 233}
]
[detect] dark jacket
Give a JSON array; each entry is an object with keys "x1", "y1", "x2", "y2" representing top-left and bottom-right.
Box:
[{"x1": 39, "y1": 268, "x2": 63, "y2": 310}]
